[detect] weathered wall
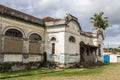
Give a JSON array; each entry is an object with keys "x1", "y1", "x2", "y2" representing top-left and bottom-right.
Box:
[
  {"x1": 4, "y1": 54, "x2": 22, "y2": 62},
  {"x1": 2, "y1": 16, "x2": 44, "y2": 38},
  {"x1": 4, "y1": 38, "x2": 23, "y2": 53},
  {"x1": 0, "y1": 15, "x2": 3, "y2": 62},
  {"x1": 45, "y1": 26, "x2": 65, "y2": 63},
  {"x1": 1, "y1": 15, "x2": 45, "y2": 64},
  {"x1": 29, "y1": 54, "x2": 42, "y2": 62},
  {"x1": 45, "y1": 19, "x2": 100, "y2": 67},
  {"x1": 64, "y1": 21, "x2": 81, "y2": 64}
]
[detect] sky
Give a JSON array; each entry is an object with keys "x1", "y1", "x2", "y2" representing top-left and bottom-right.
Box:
[{"x1": 0, "y1": 0, "x2": 120, "y2": 48}]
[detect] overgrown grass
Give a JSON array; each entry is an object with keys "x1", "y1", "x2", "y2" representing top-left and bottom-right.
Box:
[
  {"x1": 0, "y1": 68, "x2": 52, "y2": 77},
  {"x1": 0, "y1": 63, "x2": 113, "y2": 80}
]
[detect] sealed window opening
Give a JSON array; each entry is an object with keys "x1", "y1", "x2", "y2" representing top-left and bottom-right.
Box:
[
  {"x1": 69, "y1": 36, "x2": 76, "y2": 42},
  {"x1": 52, "y1": 43, "x2": 55, "y2": 54},
  {"x1": 5, "y1": 29, "x2": 23, "y2": 38},
  {"x1": 29, "y1": 33, "x2": 42, "y2": 41}
]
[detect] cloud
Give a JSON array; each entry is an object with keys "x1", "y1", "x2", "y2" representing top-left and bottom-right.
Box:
[
  {"x1": 1, "y1": 0, "x2": 120, "y2": 24},
  {"x1": 104, "y1": 25, "x2": 120, "y2": 48},
  {"x1": 0, "y1": 0, "x2": 120, "y2": 47},
  {"x1": 104, "y1": 35, "x2": 120, "y2": 48},
  {"x1": 105, "y1": 25, "x2": 120, "y2": 37}
]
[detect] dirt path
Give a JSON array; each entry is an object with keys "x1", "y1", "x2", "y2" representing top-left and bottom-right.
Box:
[{"x1": 41, "y1": 64, "x2": 120, "y2": 80}]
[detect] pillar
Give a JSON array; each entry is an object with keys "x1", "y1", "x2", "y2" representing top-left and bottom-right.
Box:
[
  {"x1": 0, "y1": 14, "x2": 3, "y2": 63},
  {"x1": 22, "y1": 39, "x2": 29, "y2": 63}
]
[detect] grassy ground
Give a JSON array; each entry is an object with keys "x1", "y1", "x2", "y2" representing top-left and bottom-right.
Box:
[{"x1": 0, "y1": 63, "x2": 120, "y2": 80}]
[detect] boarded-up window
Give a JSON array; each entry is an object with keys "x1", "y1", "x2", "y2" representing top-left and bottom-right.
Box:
[
  {"x1": 29, "y1": 42, "x2": 41, "y2": 54},
  {"x1": 4, "y1": 38, "x2": 23, "y2": 53}
]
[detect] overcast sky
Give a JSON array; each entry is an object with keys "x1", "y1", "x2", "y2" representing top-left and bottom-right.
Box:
[{"x1": 0, "y1": 0, "x2": 120, "y2": 48}]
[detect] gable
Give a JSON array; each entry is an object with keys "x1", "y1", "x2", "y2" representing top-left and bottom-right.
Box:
[{"x1": 67, "y1": 20, "x2": 82, "y2": 33}]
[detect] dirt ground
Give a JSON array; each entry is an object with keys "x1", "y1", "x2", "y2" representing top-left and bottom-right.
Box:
[{"x1": 41, "y1": 64, "x2": 120, "y2": 80}]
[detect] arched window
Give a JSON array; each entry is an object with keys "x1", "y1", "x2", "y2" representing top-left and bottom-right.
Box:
[
  {"x1": 69, "y1": 36, "x2": 76, "y2": 42},
  {"x1": 5, "y1": 29, "x2": 23, "y2": 38},
  {"x1": 29, "y1": 33, "x2": 42, "y2": 41},
  {"x1": 51, "y1": 37, "x2": 56, "y2": 54},
  {"x1": 51, "y1": 37, "x2": 56, "y2": 41}
]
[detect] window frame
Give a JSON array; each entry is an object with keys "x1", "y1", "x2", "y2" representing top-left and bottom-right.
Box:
[
  {"x1": 29, "y1": 33, "x2": 42, "y2": 41},
  {"x1": 5, "y1": 29, "x2": 23, "y2": 38}
]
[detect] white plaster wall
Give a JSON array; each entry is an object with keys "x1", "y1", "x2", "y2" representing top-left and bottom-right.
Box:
[
  {"x1": 93, "y1": 38, "x2": 98, "y2": 46},
  {"x1": 4, "y1": 54, "x2": 22, "y2": 62},
  {"x1": 110, "y1": 55, "x2": 117, "y2": 63},
  {"x1": 67, "y1": 21, "x2": 81, "y2": 35},
  {"x1": 79, "y1": 35, "x2": 93, "y2": 45},
  {"x1": 65, "y1": 55, "x2": 80, "y2": 63},
  {"x1": 45, "y1": 20, "x2": 65, "y2": 26},
  {"x1": 45, "y1": 26, "x2": 65, "y2": 62},
  {"x1": 65, "y1": 32, "x2": 80, "y2": 55},
  {"x1": 64, "y1": 21, "x2": 81, "y2": 63},
  {"x1": 103, "y1": 52, "x2": 112, "y2": 55},
  {"x1": 45, "y1": 19, "x2": 104, "y2": 64},
  {"x1": 46, "y1": 32, "x2": 65, "y2": 54},
  {"x1": 46, "y1": 27, "x2": 65, "y2": 33}
]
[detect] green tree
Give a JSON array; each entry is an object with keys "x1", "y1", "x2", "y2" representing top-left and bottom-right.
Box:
[
  {"x1": 91, "y1": 12, "x2": 110, "y2": 36},
  {"x1": 118, "y1": 46, "x2": 120, "y2": 48}
]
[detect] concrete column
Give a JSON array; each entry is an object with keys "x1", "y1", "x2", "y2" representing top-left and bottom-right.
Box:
[
  {"x1": 22, "y1": 39, "x2": 29, "y2": 63},
  {"x1": 0, "y1": 14, "x2": 3, "y2": 63},
  {"x1": 23, "y1": 39, "x2": 29, "y2": 54}
]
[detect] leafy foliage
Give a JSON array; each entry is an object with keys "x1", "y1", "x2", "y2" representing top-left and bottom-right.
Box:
[{"x1": 91, "y1": 12, "x2": 110, "y2": 34}]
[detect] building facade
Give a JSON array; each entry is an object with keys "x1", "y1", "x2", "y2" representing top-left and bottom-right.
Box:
[
  {"x1": 45, "y1": 14, "x2": 103, "y2": 68},
  {"x1": 0, "y1": 5, "x2": 103, "y2": 70},
  {"x1": 0, "y1": 5, "x2": 45, "y2": 71}
]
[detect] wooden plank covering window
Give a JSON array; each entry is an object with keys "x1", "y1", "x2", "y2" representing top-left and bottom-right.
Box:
[
  {"x1": 4, "y1": 38, "x2": 23, "y2": 53},
  {"x1": 29, "y1": 41, "x2": 41, "y2": 54}
]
